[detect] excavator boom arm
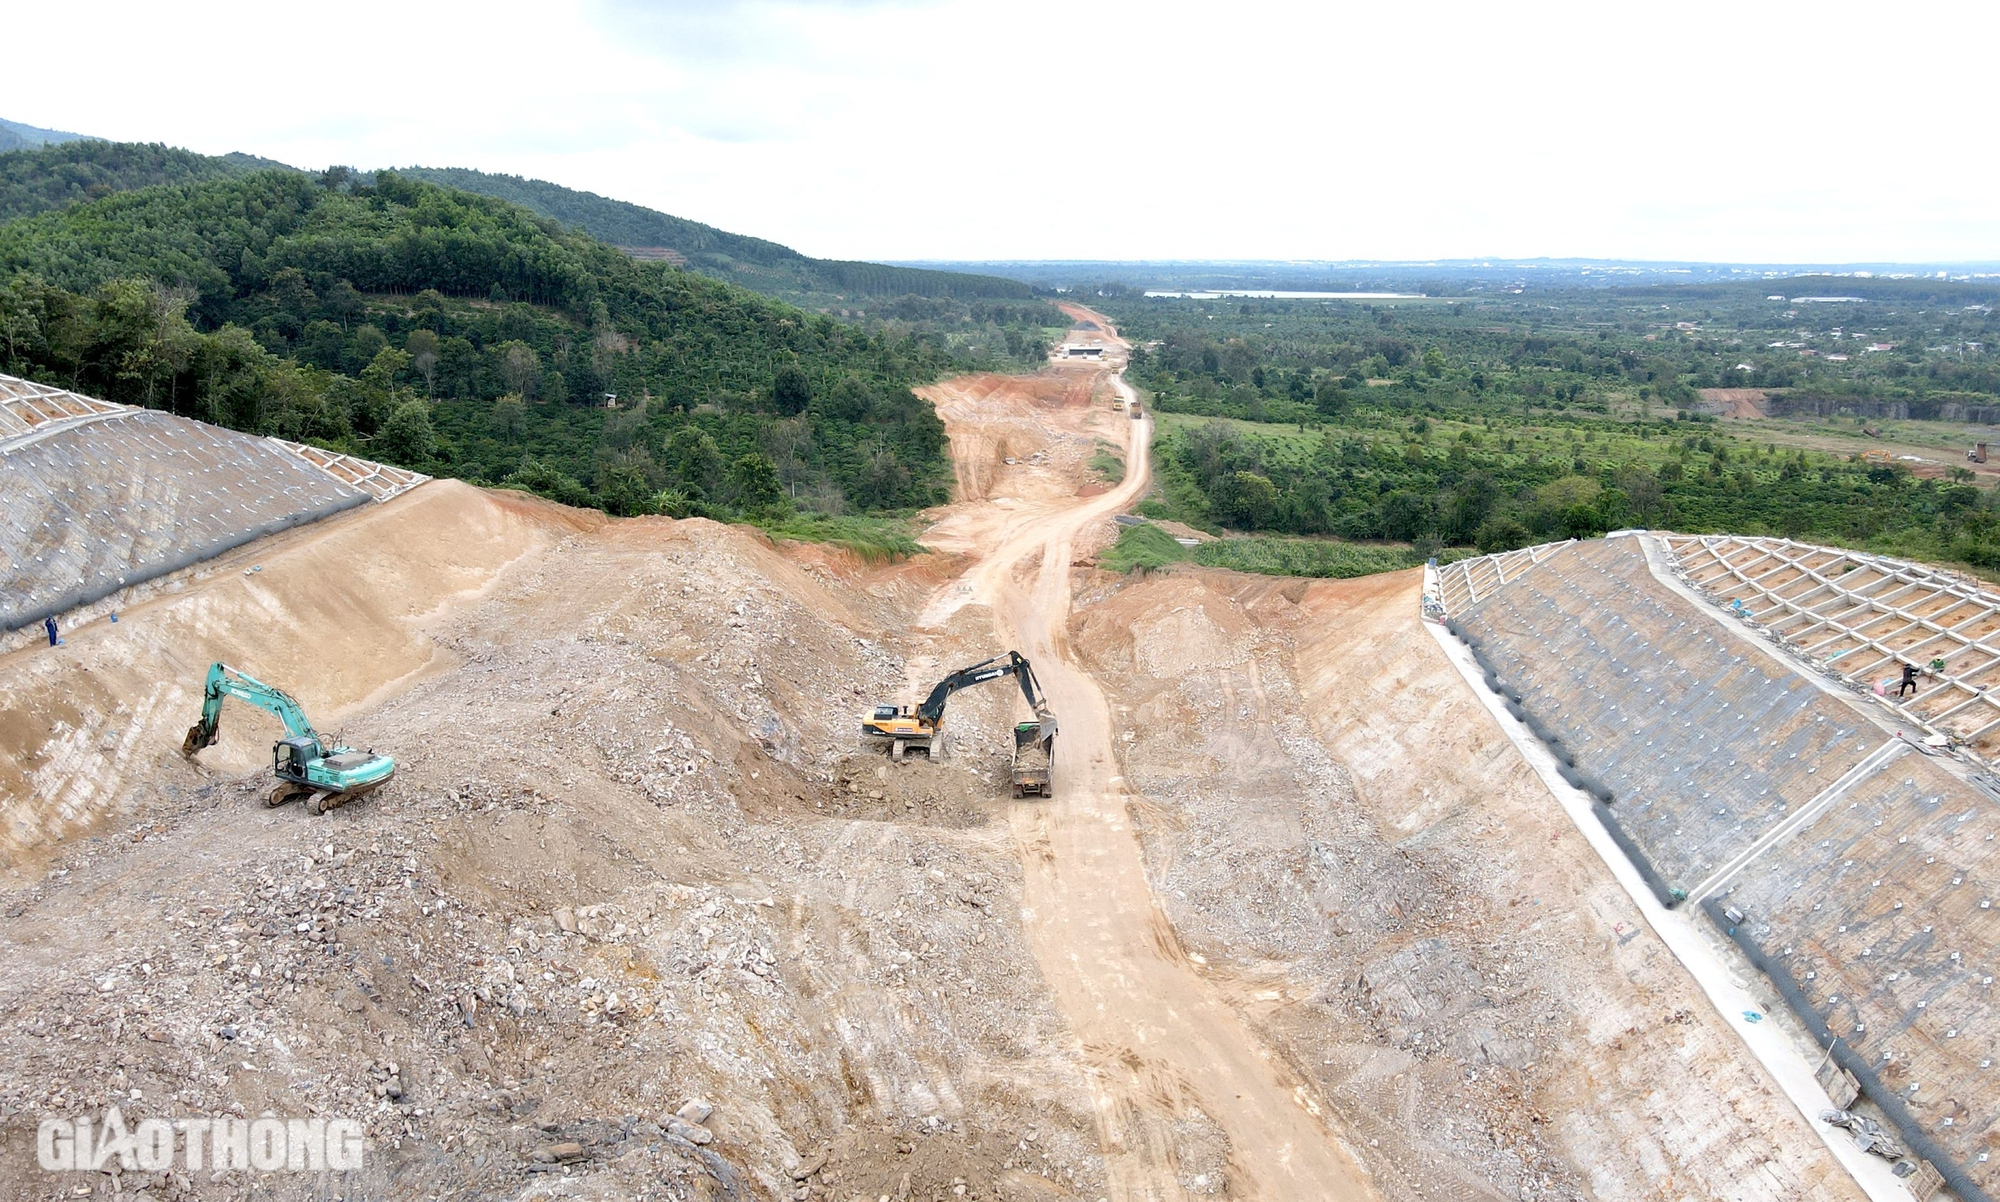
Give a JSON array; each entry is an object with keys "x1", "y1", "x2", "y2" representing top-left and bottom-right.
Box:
[
  {"x1": 913, "y1": 651, "x2": 1052, "y2": 731},
  {"x1": 181, "y1": 662, "x2": 322, "y2": 757},
  {"x1": 1015, "y1": 658, "x2": 1049, "y2": 716}
]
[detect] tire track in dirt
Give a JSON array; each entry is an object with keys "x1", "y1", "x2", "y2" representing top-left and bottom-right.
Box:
[{"x1": 920, "y1": 309, "x2": 1379, "y2": 1201}]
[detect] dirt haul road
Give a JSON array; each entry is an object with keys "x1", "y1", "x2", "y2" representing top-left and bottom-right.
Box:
[{"x1": 920, "y1": 308, "x2": 1377, "y2": 1201}]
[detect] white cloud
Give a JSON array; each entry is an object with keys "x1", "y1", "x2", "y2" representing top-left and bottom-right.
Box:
[{"x1": 6, "y1": 0, "x2": 1997, "y2": 262}]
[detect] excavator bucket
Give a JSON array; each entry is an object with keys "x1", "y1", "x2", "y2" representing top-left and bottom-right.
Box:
[{"x1": 180, "y1": 720, "x2": 217, "y2": 759}]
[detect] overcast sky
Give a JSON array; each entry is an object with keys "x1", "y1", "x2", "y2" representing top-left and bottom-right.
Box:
[{"x1": 8, "y1": 0, "x2": 1996, "y2": 264}]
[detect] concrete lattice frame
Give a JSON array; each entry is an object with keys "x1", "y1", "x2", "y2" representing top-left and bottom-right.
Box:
[
  {"x1": 1432, "y1": 538, "x2": 1574, "y2": 614},
  {"x1": 267, "y1": 438, "x2": 428, "y2": 502},
  {"x1": 1667, "y1": 534, "x2": 2000, "y2": 749},
  {"x1": 0, "y1": 375, "x2": 131, "y2": 444},
  {"x1": 2, "y1": 373, "x2": 426, "y2": 503}
]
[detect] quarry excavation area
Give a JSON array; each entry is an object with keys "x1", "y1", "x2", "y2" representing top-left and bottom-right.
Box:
[{"x1": 0, "y1": 314, "x2": 1995, "y2": 1202}]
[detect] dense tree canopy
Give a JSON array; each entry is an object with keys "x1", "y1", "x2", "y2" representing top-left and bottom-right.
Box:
[
  {"x1": 1107, "y1": 291, "x2": 2000, "y2": 570},
  {"x1": 0, "y1": 140, "x2": 279, "y2": 224},
  {"x1": 0, "y1": 167, "x2": 969, "y2": 518}
]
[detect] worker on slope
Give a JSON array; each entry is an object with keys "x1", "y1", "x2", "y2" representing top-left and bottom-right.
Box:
[
  {"x1": 44, "y1": 615, "x2": 60, "y2": 647},
  {"x1": 1898, "y1": 661, "x2": 1919, "y2": 697}
]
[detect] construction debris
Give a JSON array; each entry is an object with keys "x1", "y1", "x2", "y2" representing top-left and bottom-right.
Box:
[{"x1": 1823, "y1": 1110, "x2": 1906, "y2": 1161}]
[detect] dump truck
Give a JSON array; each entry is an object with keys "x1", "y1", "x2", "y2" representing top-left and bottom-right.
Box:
[{"x1": 1011, "y1": 721, "x2": 1053, "y2": 797}]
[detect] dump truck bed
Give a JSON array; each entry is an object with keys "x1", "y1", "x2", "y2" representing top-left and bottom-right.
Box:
[{"x1": 1011, "y1": 723, "x2": 1053, "y2": 797}]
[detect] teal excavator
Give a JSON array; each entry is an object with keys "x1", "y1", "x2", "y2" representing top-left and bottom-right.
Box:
[{"x1": 180, "y1": 662, "x2": 395, "y2": 814}]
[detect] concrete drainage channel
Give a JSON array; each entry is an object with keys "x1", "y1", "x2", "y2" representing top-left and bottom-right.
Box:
[{"x1": 1421, "y1": 563, "x2": 1923, "y2": 1202}]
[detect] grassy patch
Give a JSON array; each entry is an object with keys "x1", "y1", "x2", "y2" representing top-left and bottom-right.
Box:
[
  {"x1": 1192, "y1": 536, "x2": 1425, "y2": 578},
  {"x1": 1088, "y1": 441, "x2": 1126, "y2": 484},
  {"x1": 1100, "y1": 522, "x2": 1452, "y2": 579},
  {"x1": 756, "y1": 512, "x2": 925, "y2": 562},
  {"x1": 1099, "y1": 524, "x2": 1192, "y2": 572},
  {"x1": 1153, "y1": 410, "x2": 1327, "y2": 451}
]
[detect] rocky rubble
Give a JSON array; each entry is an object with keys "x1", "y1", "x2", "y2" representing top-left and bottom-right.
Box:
[{"x1": 0, "y1": 520, "x2": 1103, "y2": 1200}]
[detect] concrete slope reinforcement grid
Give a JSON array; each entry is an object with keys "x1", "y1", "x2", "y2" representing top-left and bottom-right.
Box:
[
  {"x1": 0, "y1": 374, "x2": 426, "y2": 634},
  {"x1": 1429, "y1": 533, "x2": 1997, "y2": 1202}
]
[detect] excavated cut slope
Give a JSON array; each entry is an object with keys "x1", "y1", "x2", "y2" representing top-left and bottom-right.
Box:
[
  {"x1": 0, "y1": 328, "x2": 1932, "y2": 1199},
  {"x1": 1717, "y1": 750, "x2": 2000, "y2": 1193},
  {"x1": 1455, "y1": 538, "x2": 1875, "y2": 890},
  {"x1": 0, "y1": 481, "x2": 579, "y2": 856}
]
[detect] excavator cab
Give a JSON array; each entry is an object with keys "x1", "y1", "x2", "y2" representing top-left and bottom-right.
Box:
[{"x1": 275, "y1": 737, "x2": 318, "y2": 784}]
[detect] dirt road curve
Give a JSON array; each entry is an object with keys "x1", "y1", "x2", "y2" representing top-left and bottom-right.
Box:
[{"x1": 927, "y1": 309, "x2": 1378, "y2": 1201}]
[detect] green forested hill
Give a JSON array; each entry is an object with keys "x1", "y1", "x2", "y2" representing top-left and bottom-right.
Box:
[
  {"x1": 1, "y1": 141, "x2": 1042, "y2": 311},
  {"x1": 396, "y1": 165, "x2": 1035, "y2": 305},
  {"x1": 0, "y1": 168, "x2": 962, "y2": 521},
  {"x1": 0, "y1": 141, "x2": 289, "y2": 223}
]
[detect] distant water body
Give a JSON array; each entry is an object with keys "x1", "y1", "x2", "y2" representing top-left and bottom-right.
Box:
[{"x1": 1142, "y1": 289, "x2": 1428, "y2": 300}]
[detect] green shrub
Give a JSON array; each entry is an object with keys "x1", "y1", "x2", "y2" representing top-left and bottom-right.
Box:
[
  {"x1": 501, "y1": 459, "x2": 595, "y2": 509},
  {"x1": 1191, "y1": 536, "x2": 1417, "y2": 578}
]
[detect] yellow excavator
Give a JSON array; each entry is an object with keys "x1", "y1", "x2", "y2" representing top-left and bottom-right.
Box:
[{"x1": 863, "y1": 651, "x2": 1058, "y2": 795}]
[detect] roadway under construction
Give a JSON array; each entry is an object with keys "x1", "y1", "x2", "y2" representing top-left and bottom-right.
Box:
[{"x1": 1, "y1": 329, "x2": 1991, "y2": 1201}]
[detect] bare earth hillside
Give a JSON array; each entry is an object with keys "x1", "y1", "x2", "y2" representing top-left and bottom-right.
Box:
[{"x1": 1071, "y1": 564, "x2": 1864, "y2": 1201}]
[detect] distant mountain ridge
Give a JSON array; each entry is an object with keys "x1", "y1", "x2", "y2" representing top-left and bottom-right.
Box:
[
  {"x1": 0, "y1": 132, "x2": 1035, "y2": 306},
  {"x1": 898, "y1": 257, "x2": 2000, "y2": 294},
  {"x1": 0, "y1": 117, "x2": 87, "y2": 154},
  {"x1": 397, "y1": 165, "x2": 1034, "y2": 305}
]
